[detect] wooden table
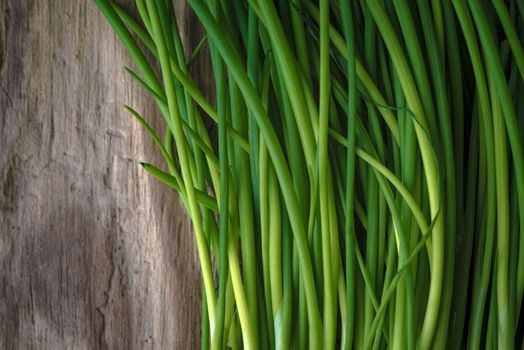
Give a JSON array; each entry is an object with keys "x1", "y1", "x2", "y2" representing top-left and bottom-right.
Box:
[{"x1": 0, "y1": 1, "x2": 204, "y2": 348}]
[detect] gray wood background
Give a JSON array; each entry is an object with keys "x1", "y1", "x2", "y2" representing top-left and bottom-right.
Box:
[{"x1": 0, "y1": 1, "x2": 206, "y2": 348}]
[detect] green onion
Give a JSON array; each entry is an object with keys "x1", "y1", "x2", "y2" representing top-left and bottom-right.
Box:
[{"x1": 95, "y1": 0, "x2": 524, "y2": 348}]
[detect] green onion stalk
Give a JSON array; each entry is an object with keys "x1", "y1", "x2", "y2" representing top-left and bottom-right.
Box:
[{"x1": 94, "y1": 0, "x2": 524, "y2": 348}]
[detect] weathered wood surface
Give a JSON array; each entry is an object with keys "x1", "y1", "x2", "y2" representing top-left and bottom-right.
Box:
[{"x1": 0, "y1": 1, "x2": 205, "y2": 348}]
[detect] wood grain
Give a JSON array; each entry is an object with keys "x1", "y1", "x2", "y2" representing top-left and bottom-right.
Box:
[{"x1": 0, "y1": 1, "x2": 204, "y2": 348}]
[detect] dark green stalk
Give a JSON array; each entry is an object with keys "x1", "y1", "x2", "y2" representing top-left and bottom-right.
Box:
[
  {"x1": 339, "y1": 0, "x2": 357, "y2": 347},
  {"x1": 488, "y1": 56, "x2": 512, "y2": 350},
  {"x1": 449, "y1": 102, "x2": 479, "y2": 350},
  {"x1": 317, "y1": 0, "x2": 336, "y2": 348},
  {"x1": 362, "y1": 7, "x2": 381, "y2": 344},
  {"x1": 209, "y1": 11, "x2": 229, "y2": 347}
]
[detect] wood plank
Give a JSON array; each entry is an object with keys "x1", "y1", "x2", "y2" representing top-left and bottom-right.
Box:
[{"x1": 0, "y1": 1, "x2": 202, "y2": 348}]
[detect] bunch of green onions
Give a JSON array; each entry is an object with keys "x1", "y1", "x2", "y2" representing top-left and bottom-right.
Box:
[{"x1": 95, "y1": 0, "x2": 524, "y2": 348}]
